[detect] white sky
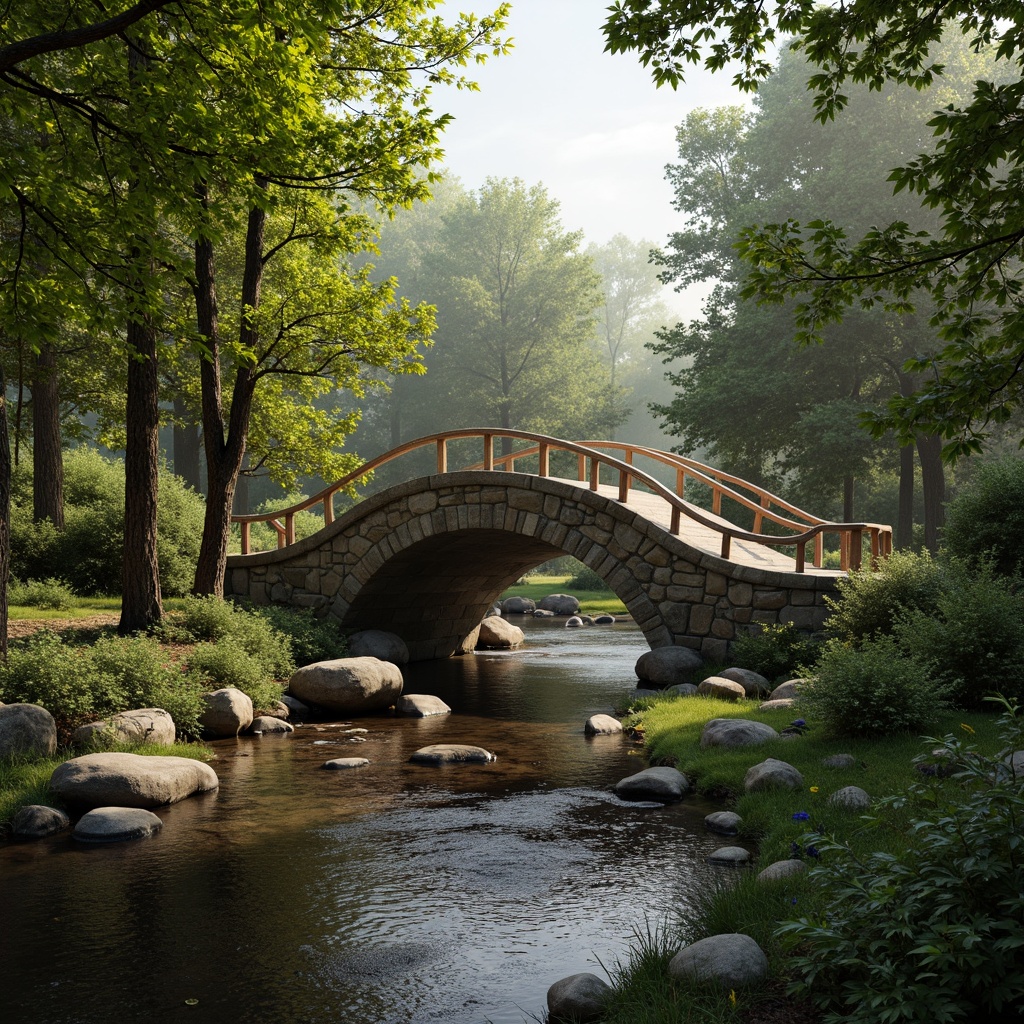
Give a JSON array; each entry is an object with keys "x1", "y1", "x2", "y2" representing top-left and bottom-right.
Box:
[{"x1": 431, "y1": 0, "x2": 753, "y2": 316}]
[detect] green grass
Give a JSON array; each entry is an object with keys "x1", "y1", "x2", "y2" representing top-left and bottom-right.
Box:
[
  {"x1": 8, "y1": 596, "x2": 191, "y2": 620},
  {"x1": 499, "y1": 574, "x2": 629, "y2": 615}
]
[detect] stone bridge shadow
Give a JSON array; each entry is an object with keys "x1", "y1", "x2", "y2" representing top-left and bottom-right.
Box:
[{"x1": 225, "y1": 471, "x2": 839, "y2": 662}]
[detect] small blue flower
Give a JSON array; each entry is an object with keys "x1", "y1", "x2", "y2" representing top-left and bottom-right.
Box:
[
  {"x1": 792, "y1": 811, "x2": 811, "y2": 821},
  {"x1": 790, "y1": 841, "x2": 802, "y2": 858},
  {"x1": 806, "y1": 845, "x2": 821, "y2": 859},
  {"x1": 791, "y1": 718, "x2": 807, "y2": 728},
  {"x1": 790, "y1": 897, "x2": 798, "y2": 904}
]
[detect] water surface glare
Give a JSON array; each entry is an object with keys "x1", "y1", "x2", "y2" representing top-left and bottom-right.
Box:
[{"x1": 1, "y1": 620, "x2": 730, "y2": 1024}]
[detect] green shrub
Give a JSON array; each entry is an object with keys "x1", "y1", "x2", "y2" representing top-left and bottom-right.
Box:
[
  {"x1": 8, "y1": 577, "x2": 76, "y2": 611},
  {"x1": 733, "y1": 621, "x2": 818, "y2": 681},
  {"x1": 254, "y1": 605, "x2": 347, "y2": 666},
  {"x1": 825, "y1": 549, "x2": 945, "y2": 643},
  {"x1": 186, "y1": 639, "x2": 284, "y2": 712},
  {"x1": 779, "y1": 702, "x2": 1024, "y2": 1022},
  {"x1": 943, "y1": 455, "x2": 1024, "y2": 576},
  {"x1": 171, "y1": 594, "x2": 242, "y2": 642},
  {"x1": 566, "y1": 563, "x2": 612, "y2": 591},
  {"x1": 802, "y1": 637, "x2": 946, "y2": 737}
]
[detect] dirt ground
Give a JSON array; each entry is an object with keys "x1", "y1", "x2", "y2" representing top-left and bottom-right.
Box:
[{"x1": 6, "y1": 613, "x2": 122, "y2": 640}]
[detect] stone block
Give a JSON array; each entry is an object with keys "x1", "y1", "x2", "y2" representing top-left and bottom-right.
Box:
[
  {"x1": 789, "y1": 588, "x2": 815, "y2": 605},
  {"x1": 710, "y1": 618, "x2": 735, "y2": 640},
  {"x1": 653, "y1": 567, "x2": 672, "y2": 585},
  {"x1": 659, "y1": 601, "x2": 690, "y2": 634},
  {"x1": 408, "y1": 492, "x2": 437, "y2": 515},
  {"x1": 728, "y1": 582, "x2": 753, "y2": 606},
  {"x1": 705, "y1": 572, "x2": 728, "y2": 596},
  {"x1": 508, "y1": 489, "x2": 544, "y2": 512},
  {"x1": 780, "y1": 606, "x2": 825, "y2": 630},
  {"x1": 752, "y1": 589, "x2": 787, "y2": 610},
  {"x1": 689, "y1": 603, "x2": 714, "y2": 636},
  {"x1": 667, "y1": 585, "x2": 704, "y2": 603}
]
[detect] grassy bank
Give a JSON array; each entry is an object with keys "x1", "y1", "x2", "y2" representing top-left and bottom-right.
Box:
[{"x1": 499, "y1": 575, "x2": 628, "y2": 615}]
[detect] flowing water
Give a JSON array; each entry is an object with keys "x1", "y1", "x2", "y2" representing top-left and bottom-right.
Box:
[{"x1": 0, "y1": 619, "x2": 738, "y2": 1024}]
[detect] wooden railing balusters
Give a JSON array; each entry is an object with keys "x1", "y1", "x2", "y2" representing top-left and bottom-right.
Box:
[{"x1": 436, "y1": 438, "x2": 447, "y2": 474}]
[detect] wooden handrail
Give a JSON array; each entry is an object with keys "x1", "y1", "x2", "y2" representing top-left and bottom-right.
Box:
[{"x1": 230, "y1": 427, "x2": 892, "y2": 572}]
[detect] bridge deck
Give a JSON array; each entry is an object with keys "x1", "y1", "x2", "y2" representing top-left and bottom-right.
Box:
[{"x1": 572, "y1": 480, "x2": 843, "y2": 578}]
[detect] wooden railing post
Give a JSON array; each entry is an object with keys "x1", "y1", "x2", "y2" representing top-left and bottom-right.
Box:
[
  {"x1": 538, "y1": 443, "x2": 549, "y2": 477},
  {"x1": 590, "y1": 457, "x2": 600, "y2": 491},
  {"x1": 796, "y1": 540, "x2": 806, "y2": 574},
  {"x1": 436, "y1": 438, "x2": 447, "y2": 474},
  {"x1": 240, "y1": 521, "x2": 250, "y2": 555},
  {"x1": 814, "y1": 533, "x2": 824, "y2": 568},
  {"x1": 753, "y1": 495, "x2": 768, "y2": 534},
  {"x1": 849, "y1": 528, "x2": 863, "y2": 570},
  {"x1": 671, "y1": 506, "x2": 680, "y2": 534},
  {"x1": 483, "y1": 433, "x2": 493, "y2": 470},
  {"x1": 323, "y1": 493, "x2": 334, "y2": 526},
  {"x1": 286, "y1": 513, "x2": 296, "y2": 546},
  {"x1": 618, "y1": 470, "x2": 630, "y2": 502},
  {"x1": 712, "y1": 487, "x2": 722, "y2": 516},
  {"x1": 677, "y1": 467, "x2": 685, "y2": 499},
  {"x1": 721, "y1": 534, "x2": 731, "y2": 560},
  {"x1": 577, "y1": 453, "x2": 586, "y2": 481}
]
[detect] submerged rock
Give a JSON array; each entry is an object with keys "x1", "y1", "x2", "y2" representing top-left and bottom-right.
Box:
[
  {"x1": 614, "y1": 766, "x2": 689, "y2": 802},
  {"x1": 409, "y1": 744, "x2": 495, "y2": 765},
  {"x1": 73, "y1": 807, "x2": 163, "y2": 844},
  {"x1": 476, "y1": 616, "x2": 525, "y2": 649},
  {"x1": 322, "y1": 758, "x2": 370, "y2": 770},
  {"x1": 546, "y1": 972, "x2": 612, "y2": 1023},
  {"x1": 397, "y1": 694, "x2": 452, "y2": 717},
  {"x1": 584, "y1": 714, "x2": 622, "y2": 736},
  {"x1": 10, "y1": 804, "x2": 70, "y2": 840},
  {"x1": 704, "y1": 810, "x2": 742, "y2": 836}
]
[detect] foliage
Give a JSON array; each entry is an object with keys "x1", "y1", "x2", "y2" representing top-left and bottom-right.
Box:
[
  {"x1": 942, "y1": 455, "x2": 1024, "y2": 576},
  {"x1": 8, "y1": 577, "x2": 76, "y2": 611},
  {"x1": 253, "y1": 605, "x2": 347, "y2": 667},
  {"x1": 565, "y1": 564, "x2": 611, "y2": 592},
  {"x1": 801, "y1": 637, "x2": 946, "y2": 737},
  {"x1": 732, "y1": 622, "x2": 818, "y2": 682},
  {"x1": 778, "y1": 703, "x2": 1024, "y2": 1022},
  {"x1": 186, "y1": 639, "x2": 284, "y2": 713},
  {"x1": 10, "y1": 448, "x2": 205, "y2": 596},
  {"x1": 824, "y1": 550, "x2": 945, "y2": 643}
]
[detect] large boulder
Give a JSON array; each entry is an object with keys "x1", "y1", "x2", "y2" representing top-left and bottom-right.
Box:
[
  {"x1": 501, "y1": 596, "x2": 536, "y2": 615},
  {"x1": 50, "y1": 752, "x2": 219, "y2": 810},
  {"x1": 668, "y1": 933, "x2": 768, "y2": 989},
  {"x1": 455, "y1": 625, "x2": 481, "y2": 654},
  {"x1": 538, "y1": 593, "x2": 580, "y2": 616},
  {"x1": 635, "y1": 646, "x2": 704, "y2": 687},
  {"x1": 73, "y1": 708, "x2": 176, "y2": 749},
  {"x1": 718, "y1": 667, "x2": 771, "y2": 697},
  {"x1": 397, "y1": 694, "x2": 452, "y2": 717},
  {"x1": 476, "y1": 616, "x2": 525, "y2": 649},
  {"x1": 744, "y1": 758, "x2": 804, "y2": 793},
  {"x1": 410, "y1": 744, "x2": 495, "y2": 765},
  {"x1": 705, "y1": 811, "x2": 742, "y2": 836},
  {"x1": 769, "y1": 679, "x2": 806, "y2": 701},
  {"x1": 200, "y1": 687, "x2": 253, "y2": 737},
  {"x1": 546, "y1": 972, "x2": 613, "y2": 1023},
  {"x1": 347, "y1": 629, "x2": 409, "y2": 666},
  {"x1": 0, "y1": 703, "x2": 57, "y2": 758},
  {"x1": 288, "y1": 657, "x2": 403, "y2": 714},
  {"x1": 614, "y1": 766, "x2": 689, "y2": 802},
  {"x1": 10, "y1": 804, "x2": 70, "y2": 840},
  {"x1": 696, "y1": 677, "x2": 746, "y2": 701},
  {"x1": 73, "y1": 807, "x2": 163, "y2": 844},
  {"x1": 700, "y1": 718, "x2": 779, "y2": 749}
]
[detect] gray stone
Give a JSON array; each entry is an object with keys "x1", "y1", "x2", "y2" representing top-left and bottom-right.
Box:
[
  {"x1": 633, "y1": 688, "x2": 661, "y2": 699},
  {"x1": 73, "y1": 708, "x2": 176, "y2": 749},
  {"x1": 476, "y1": 616, "x2": 525, "y2": 649},
  {"x1": 829, "y1": 785, "x2": 872, "y2": 810},
  {"x1": 614, "y1": 766, "x2": 689, "y2": 802},
  {"x1": 822, "y1": 753, "x2": 857, "y2": 769},
  {"x1": 707, "y1": 845, "x2": 751, "y2": 865},
  {"x1": 397, "y1": 694, "x2": 452, "y2": 717},
  {"x1": 1003, "y1": 750, "x2": 1024, "y2": 775},
  {"x1": 533, "y1": 608, "x2": 556, "y2": 618},
  {"x1": 456, "y1": 625, "x2": 481, "y2": 653},
  {"x1": 10, "y1": 804, "x2": 70, "y2": 840},
  {"x1": 584, "y1": 714, "x2": 622, "y2": 736},
  {"x1": 410, "y1": 744, "x2": 495, "y2": 765},
  {"x1": 538, "y1": 593, "x2": 581, "y2": 615},
  {"x1": 265, "y1": 701, "x2": 291, "y2": 720},
  {"x1": 73, "y1": 806, "x2": 163, "y2": 844},
  {"x1": 696, "y1": 677, "x2": 747, "y2": 701},
  {"x1": 280, "y1": 695, "x2": 310, "y2": 718},
  {"x1": 758, "y1": 698, "x2": 796, "y2": 711},
  {"x1": 718, "y1": 667, "x2": 771, "y2": 697},
  {"x1": 744, "y1": 758, "x2": 803, "y2": 793},
  {"x1": 347, "y1": 629, "x2": 409, "y2": 666},
  {"x1": 49, "y1": 752, "x2": 220, "y2": 810},
  {"x1": 757, "y1": 859, "x2": 806, "y2": 883},
  {"x1": 0, "y1": 703, "x2": 57, "y2": 758},
  {"x1": 501, "y1": 596, "x2": 536, "y2": 615},
  {"x1": 546, "y1": 972, "x2": 612, "y2": 1024},
  {"x1": 769, "y1": 679, "x2": 805, "y2": 701},
  {"x1": 565, "y1": 616, "x2": 585, "y2": 628},
  {"x1": 322, "y1": 758, "x2": 370, "y2": 770},
  {"x1": 288, "y1": 657, "x2": 403, "y2": 714},
  {"x1": 705, "y1": 811, "x2": 742, "y2": 836},
  {"x1": 700, "y1": 718, "x2": 779, "y2": 749},
  {"x1": 665, "y1": 682, "x2": 699, "y2": 697},
  {"x1": 200, "y1": 687, "x2": 254, "y2": 738},
  {"x1": 593, "y1": 614, "x2": 616, "y2": 625},
  {"x1": 249, "y1": 716, "x2": 294, "y2": 734},
  {"x1": 635, "y1": 646, "x2": 704, "y2": 687},
  {"x1": 668, "y1": 933, "x2": 769, "y2": 989}
]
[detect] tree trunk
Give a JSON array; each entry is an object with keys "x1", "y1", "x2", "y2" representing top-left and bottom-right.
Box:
[
  {"x1": 843, "y1": 474, "x2": 855, "y2": 523},
  {"x1": 119, "y1": 314, "x2": 163, "y2": 632},
  {"x1": 0, "y1": 362, "x2": 11, "y2": 660},
  {"x1": 916, "y1": 433, "x2": 945, "y2": 554},
  {"x1": 233, "y1": 455, "x2": 249, "y2": 514},
  {"x1": 172, "y1": 394, "x2": 202, "y2": 492},
  {"x1": 896, "y1": 442, "x2": 914, "y2": 550},
  {"x1": 31, "y1": 342, "x2": 64, "y2": 528}
]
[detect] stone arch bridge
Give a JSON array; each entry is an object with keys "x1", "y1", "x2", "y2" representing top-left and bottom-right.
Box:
[{"x1": 225, "y1": 430, "x2": 892, "y2": 662}]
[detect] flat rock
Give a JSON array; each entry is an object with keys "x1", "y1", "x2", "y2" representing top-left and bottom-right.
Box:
[
  {"x1": 0, "y1": 703, "x2": 57, "y2": 758},
  {"x1": 10, "y1": 804, "x2": 70, "y2": 840},
  {"x1": 288, "y1": 657, "x2": 403, "y2": 714},
  {"x1": 538, "y1": 593, "x2": 580, "y2": 615},
  {"x1": 322, "y1": 758, "x2": 370, "y2": 770},
  {"x1": 705, "y1": 810, "x2": 742, "y2": 836},
  {"x1": 501, "y1": 596, "x2": 536, "y2": 615},
  {"x1": 822, "y1": 753, "x2": 857, "y2": 769},
  {"x1": 73, "y1": 806, "x2": 163, "y2": 844},
  {"x1": 73, "y1": 708, "x2": 176, "y2": 748},
  {"x1": 759, "y1": 698, "x2": 796, "y2": 711},
  {"x1": 829, "y1": 785, "x2": 871, "y2": 809},
  {"x1": 476, "y1": 616, "x2": 525, "y2": 649},
  {"x1": 593, "y1": 614, "x2": 617, "y2": 625},
  {"x1": 635, "y1": 646, "x2": 704, "y2": 687},
  {"x1": 614, "y1": 766, "x2": 689, "y2": 802},
  {"x1": 668, "y1": 933, "x2": 769, "y2": 989},
  {"x1": 700, "y1": 718, "x2": 779, "y2": 749},
  {"x1": 49, "y1": 752, "x2": 219, "y2": 810},
  {"x1": 770, "y1": 679, "x2": 805, "y2": 701},
  {"x1": 718, "y1": 667, "x2": 771, "y2": 697},
  {"x1": 744, "y1": 758, "x2": 803, "y2": 793},
  {"x1": 397, "y1": 694, "x2": 452, "y2": 717},
  {"x1": 584, "y1": 714, "x2": 623, "y2": 736},
  {"x1": 347, "y1": 629, "x2": 409, "y2": 666},
  {"x1": 200, "y1": 687, "x2": 254, "y2": 737},
  {"x1": 757, "y1": 859, "x2": 806, "y2": 883},
  {"x1": 696, "y1": 677, "x2": 747, "y2": 701},
  {"x1": 546, "y1": 972, "x2": 612, "y2": 1024},
  {"x1": 249, "y1": 716, "x2": 294, "y2": 734},
  {"x1": 707, "y1": 845, "x2": 751, "y2": 865},
  {"x1": 410, "y1": 744, "x2": 495, "y2": 765},
  {"x1": 533, "y1": 608, "x2": 556, "y2": 618}
]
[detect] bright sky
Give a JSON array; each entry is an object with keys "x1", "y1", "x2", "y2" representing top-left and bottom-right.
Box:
[{"x1": 432, "y1": 0, "x2": 752, "y2": 315}]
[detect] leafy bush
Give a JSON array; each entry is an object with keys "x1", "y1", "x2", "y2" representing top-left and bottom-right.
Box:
[
  {"x1": 9, "y1": 577, "x2": 76, "y2": 611},
  {"x1": 801, "y1": 637, "x2": 946, "y2": 737},
  {"x1": 733, "y1": 621, "x2": 818, "y2": 681},
  {"x1": 10, "y1": 448, "x2": 205, "y2": 596},
  {"x1": 779, "y1": 702, "x2": 1024, "y2": 1022},
  {"x1": 566, "y1": 563, "x2": 612, "y2": 591},
  {"x1": 187, "y1": 640, "x2": 284, "y2": 713},
  {"x1": 943, "y1": 455, "x2": 1024, "y2": 576},
  {"x1": 825, "y1": 549, "x2": 944, "y2": 643},
  {"x1": 254, "y1": 605, "x2": 347, "y2": 666}
]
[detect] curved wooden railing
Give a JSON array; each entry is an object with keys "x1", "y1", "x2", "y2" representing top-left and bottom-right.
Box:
[{"x1": 231, "y1": 428, "x2": 892, "y2": 572}]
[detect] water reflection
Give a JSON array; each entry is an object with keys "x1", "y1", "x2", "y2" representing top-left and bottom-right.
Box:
[{"x1": 1, "y1": 620, "x2": 733, "y2": 1024}]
